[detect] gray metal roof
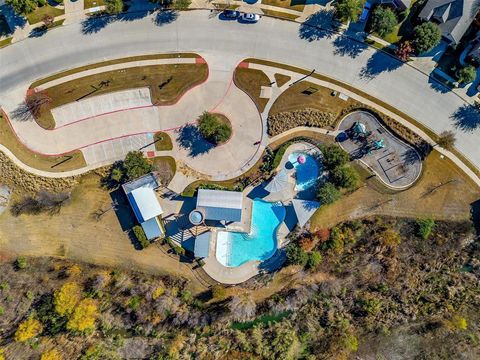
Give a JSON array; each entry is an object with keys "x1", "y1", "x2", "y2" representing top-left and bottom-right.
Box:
[
  {"x1": 194, "y1": 231, "x2": 211, "y2": 258},
  {"x1": 141, "y1": 218, "x2": 164, "y2": 240},
  {"x1": 419, "y1": 0, "x2": 479, "y2": 44},
  {"x1": 265, "y1": 170, "x2": 289, "y2": 193},
  {"x1": 122, "y1": 173, "x2": 159, "y2": 194},
  {"x1": 197, "y1": 189, "x2": 243, "y2": 222}
]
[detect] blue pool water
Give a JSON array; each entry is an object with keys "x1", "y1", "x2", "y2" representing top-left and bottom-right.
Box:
[
  {"x1": 216, "y1": 199, "x2": 286, "y2": 267},
  {"x1": 288, "y1": 152, "x2": 320, "y2": 191}
]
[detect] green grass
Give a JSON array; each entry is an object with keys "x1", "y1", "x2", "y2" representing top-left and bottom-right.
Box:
[
  {"x1": 35, "y1": 63, "x2": 208, "y2": 129},
  {"x1": 0, "y1": 37, "x2": 12, "y2": 49},
  {"x1": 84, "y1": 0, "x2": 106, "y2": 9},
  {"x1": 154, "y1": 132, "x2": 173, "y2": 151},
  {"x1": 26, "y1": 5, "x2": 65, "y2": 25},
  {"x1": 0, "y1": 15, "x2": 11, "y2": 37},
  {"x1": 231, "y1": 311, "x2": 292, "y2": 330}
]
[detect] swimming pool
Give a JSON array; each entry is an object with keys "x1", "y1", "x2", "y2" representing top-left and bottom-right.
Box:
[
  {"x1": 216, "y1": 199, "x2": 286, "y2": 267},
  {"x1": 288, "y1": 152, "x2": 320, "y2": 191}
]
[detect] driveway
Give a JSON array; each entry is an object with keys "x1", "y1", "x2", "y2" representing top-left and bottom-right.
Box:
[{"x1": 0, "y1": 10, "x2": 479, "y2": 172}]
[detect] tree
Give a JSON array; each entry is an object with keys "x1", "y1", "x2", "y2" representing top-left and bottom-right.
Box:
[
  {"x1": 54, "y1": 282, "x2": 81, "y2": 316},
  {"x1": 416, "y1": 218, "x2": 435, "y2": 240},
  {"x1": 228, "y1": 295, "x2": 256, "y2": 322},
  {"x1": 457, "y1": 65, "x2": 476, "y2": 84},
  {"x1": 285, "y1": 243, "x2": 308, "y2": 266},
  {"x1": 123, "y1": 151, "x2": 152, "y2": 180},
  {"x1": 15, "y1": 91, "x2": 52, "y2": 121},
  {"x1": 371, "y1": 6, "x2": 398, "y2": 38},
  {"x1": 197, "y1": 112, "x2": 232, "y2": 145},
  {"x1": 331, "y1": 165, "x2": 359, "y2": 190},
  {"x1": 11, "y1": 190, "x2": 70, "y2": 216},
  {"x1": 317, "y1": 182, "x2": 342, "y2": 204},
  {"x1": 437, "y1": 130, "x2": 456, "y2": 150},
  {"x1": 66, "y1": 298, "x2": 98, "y2": 333},
  {"x1": 413, "y1": 22, "x2": 441, "y2": 54},
  {"x1": 333, "y1": 0, "x2": 363, "y2": 23},
  {"x1": 6, "y1": 0, "x2": 39, "y2": 15},
  {"x1": 105, "y1": 0, "x2": 123, "y2": 14},
  {"x1": 395, "y1": 40, "x2": 415, "y2": 61},
  {"x1": 133, "y1": 225, "x2": 150, "y2": 249},
  {"x1": 307, "y1": 251, "x2": 322, "y2": 269},
  {"x1": 321, "y1": 145, "x2": 349, "y2": 170},
  {"x1": 41, "y1": 349, "x2": 63, "y2": 360},
  {"x1": 14, "y1": 317, "x2": 43, "y2": 342},
  {"x1": 42, "y1": 14, "x2": 54, "y2": 28}
]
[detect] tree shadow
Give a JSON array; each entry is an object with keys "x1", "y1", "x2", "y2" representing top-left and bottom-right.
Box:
[
  {"x1": 0, "y1": 4, "x2": 27, "y2": 34},
  {"x1": 450, "y1": 103, "x2": 480, "y2": 132},
  {"x1": 152, "y1": 10, "x2": 178, "y2": 27},
  {"x1": 109, "y1": 188, "x2": 136, "y2": 232},
  {"x1": 401, "y1": 148, "x2": 421, "y2": 166},
  {"x1": 176, "y1": 124, "x2": 214, "y2": 158},
  {"x1": 81, "y1": 14, "x2": 113, "y2": 34},
  {"x1": 28, "y1": 26, "x2": 48, "y2": 38},
  {"x1": 11, "y1": 102, "x2": 33, "y2": 122},
  {"x1": 359, "y1": 51, "x2": 403, "y2": 80},
  {"x1": 298, "y1": 9, "x2": 335, "y2": 42},
  {"x1": 471, "y1": 199, "x2": 480, "y2": 236},
  {"x1": 428, "y1": 73, "x2": 451, "y2": 94},
  {"x1": 332, "y1": 35, "x2": 368, "y2": 59}
]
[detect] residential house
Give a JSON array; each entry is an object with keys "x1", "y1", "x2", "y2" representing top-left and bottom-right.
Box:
[{"x1": 419, "y1": 0, "x2": 480, "y2": 45}]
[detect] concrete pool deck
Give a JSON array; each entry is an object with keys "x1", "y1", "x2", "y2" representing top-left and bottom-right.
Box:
[{"x1": 338, "y1": 111, "x2": 423, "y2": 189}]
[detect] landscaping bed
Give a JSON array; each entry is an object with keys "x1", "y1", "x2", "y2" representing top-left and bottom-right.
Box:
[
  {"x1": 34, "y1": 63, "x2": 208, "y2": 129},
  {"x1": 152, "y1": 156, "x2": 176, "y2": 186},
  {"x1": 154, "y1": 132, "x2": 173, "y2": 151},
  {"x1": 234, "y1": 67, "x2": 271, "y2": 112},
  {"x1": 0, "y1": 112, "x2": 87, "y2": 173},
  {"x1": 198, "y1": 112, "x2": 232, "y2": 145},
  {"x1": 268, "y1": 108, "x2": 336, "y2": 136}
]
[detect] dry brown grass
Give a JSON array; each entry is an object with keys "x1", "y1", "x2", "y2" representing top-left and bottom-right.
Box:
[
  {"x1": 310, "y1": 150, "x2": 480, "y2": 230},
  {"x1": 234, "y1": 67, "x2": 271, "y2": 112},
  {"x1": 36, "y1": 63, "x2": 208, "y2": 129},
  {"x1": 274, "y1": 73, "x2": 291, "y2": 87},
  {"x1": 0, "y1": 112, "x2": 86, "y2": 173},
  {"x1": 260, "y1": 0, "x2": 305, "y2": 11},
  {"x1": 154, "y1": 131, "x2": 173, "y2": 151},
  {"x1": 0, "y1": 172, "x2": 206, "y2": 294}
]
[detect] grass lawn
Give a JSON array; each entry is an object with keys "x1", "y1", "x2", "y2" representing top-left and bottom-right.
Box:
[
  {"x1": 269, "y1": 80, "x2": 359, "y2": 119},
  {"x1": 0, "y1": 15, "x2": 11, "y2": 37},
  {"x1": 36, "y1": 63, "x2": 208, "y2": 129},
  {"x1": 310, "y1": 150, "x2": 480, "y2": 230},
  {"x1": 234, "y1": 67, "x2": 271, "y2": 112},
  {"x1": 0, "y1": 37, "x2": 12, "y2": 49},
  {"x1": 26, "y1": 5, "x2": 65, "y2": 25},
  {"x1": 84, "y1": 0, "x2": 106, "y2": 9},
  {"x1": 0, "y1": 112, "x2": 86, "y2": 172},
  {"x1": 261, "y1": 0, "x2": 305, "y2": 12},
  {"x1": 274, "y1": 73, "x2": 291, "y2": 87},
  {"x1": 261, "y1": 9, "x2": 299, "y2": 21},
  {"x1": 154, "y1": 131, "x2": 173, "y2": 151}
]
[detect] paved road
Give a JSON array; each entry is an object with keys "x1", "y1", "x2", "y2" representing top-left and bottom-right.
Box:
[{"x1": 0, "y1": 10, "x2": 478, "y2": 171}]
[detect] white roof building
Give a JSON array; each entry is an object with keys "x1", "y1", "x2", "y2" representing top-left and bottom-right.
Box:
[{"x1": 196, "y1": 189, "x2": 243, "y2": 222}]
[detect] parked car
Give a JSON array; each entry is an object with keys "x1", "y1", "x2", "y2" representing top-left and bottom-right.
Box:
[
  {"x1": 240, "y1": 13, "x2": 260, "y2": 23},
  {"x1": 359, "y1": 1, "x2": 372, "y2": 23},
  {"x1": 222, "y1": 10, "x2": 240, "y2": 19}
]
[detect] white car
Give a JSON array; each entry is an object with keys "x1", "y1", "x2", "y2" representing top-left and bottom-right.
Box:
[{"x1": 240, "y1": 13, "x2": 260, "y2": 23}]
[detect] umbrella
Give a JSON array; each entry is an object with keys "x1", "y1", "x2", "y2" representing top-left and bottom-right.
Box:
[
  {"x1": 265, "y1": 169, "x2": 289, "y2": 193},
  {"x1": 297, "y1": 155, "x2": 306, "y2": 164}
]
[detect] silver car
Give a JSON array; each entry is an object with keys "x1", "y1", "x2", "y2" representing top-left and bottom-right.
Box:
[{"x1": 240, "y1": 13, "x2": 260, "y2": 23}]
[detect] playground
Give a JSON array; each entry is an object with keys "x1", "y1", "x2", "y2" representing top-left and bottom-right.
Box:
[{"x1": 337, "y1": 111, "x2": 422, "y2": 189}]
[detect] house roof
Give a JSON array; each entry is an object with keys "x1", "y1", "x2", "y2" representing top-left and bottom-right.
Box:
[
  {"x1": 141, "y1": 218, "x2": 164, "y2": 240},
  {"x1": 196, "y1": 189, "x2": 243, "y2": 222},
  {"x1": 419, "y1": 0, "x2": 479, "y2": 44},
  {"x1": 292, "y1": 199, "x2": 320, "y2": 228},
  {"x1": 194, "y1": 231, "x2": 211, "y2": 258},
  {"x1": 127, "y1": 187, "x2": 163, "y2": 223}
]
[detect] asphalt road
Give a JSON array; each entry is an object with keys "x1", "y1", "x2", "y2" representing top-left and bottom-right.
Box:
[{"x1": 0, "y1": 10, "x2": 478, "y2": 170}]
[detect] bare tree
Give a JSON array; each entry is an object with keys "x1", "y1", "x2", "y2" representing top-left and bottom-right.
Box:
[
  {"x1": 42, "y1": 14, "x2": 54, "y2": 28},
  {"x1": 11, "y1": 190, "x2": 70, "y2": 216},
  {"x1": 12, "y1": 91, "x2": 52, "y2": 121},
  {"x1": 228, "y1": 294, "x2": 256, "y2": 322},
  {"x1": 437, "y1": 130, "x2": 456, "y2": 150}
]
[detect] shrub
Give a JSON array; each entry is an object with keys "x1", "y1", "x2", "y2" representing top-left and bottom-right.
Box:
[
  {"x1": 127, "y1": 295, "x2": 141, "y2": 311},
  {"x1": 41, "y1": 349, "x2": 62, "y2": 360},
  {"x1": 212, "y1": 285, "x2": 227, "y2": 300},
  {"x1": 359, "y1": 294, "x2": 382, "y2": 315},
  {"x1": 124, "y1": 151, "x2": 152, "y2": 180},
  {"x1": 321, "y1": 144, "x2": 349, "y2": 170},
  {"x1": 413, "y1": 22, "x2": 441, "y2": 54},
  {"x1": 416, "y1": 218, "x2": 435, "y2": 240},
  {"x1": 331, "y1": 165, "x2": 359, "y2": 190},
  {"x1": 371, "y1": 6, "x2": 398, "y2": 37},
  {"x1": 66, "y1": 298, "x2": 98, "y2": 333},
  {"x1": 54, "y1": 282, "x2": 81, "y2": 316},
  {"x1": 377, "y1": 229, "x2": 401, "y2": 248},
  {"x1": 133, "y1": 225, "x2": 150, "y2": 249},
  {"x1": 314, "y1": 228, "x2": 330, "y2": 243},
  {"x1": 285, "y1": 243, "x2": 308, "y2": 266},
  {"x1": 395, "y1": 40, "x2": 415, "y2": 61},
  {"x1": 457, "y1": 65, "x2": 476, "y2": 84},
  {"x1": 307, "y1": 251, "x2": 322, "y2": 269},
  {"x1": 152, "y1": 286, "x2": 165, "y2": 300},
  {"x1": 327, "y1": 224, "x2": 356, "y2": 253},
  {"x1": 437, "y1": 130, "x2": 456, "y2": 150},
  {"x1": 15, "y1": 256, "x2": 28, "y2": 270},
  {"x1": 15, "y1": 317, "x2": 43, "y2": 342},
  {"x1": 333, "y1": 0, "x2": 363, "y2": 23},
  {"x1": 317, "y1": 182, "x2": 342, "y2": 205},
  {"x1": 198, "y1": 112, "x2": 232, "y2": 145}
]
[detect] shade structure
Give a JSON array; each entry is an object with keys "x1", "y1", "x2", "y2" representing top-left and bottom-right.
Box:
[
  {"x1": 292, "y1": 199, "x2": 320, "y2": 228},
  {"x1": 265, "y1": 169, "x2": 289, "y2": 193},
  {"x1": 353, "y1": 122, "x2": 367, "y2": 134}
]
